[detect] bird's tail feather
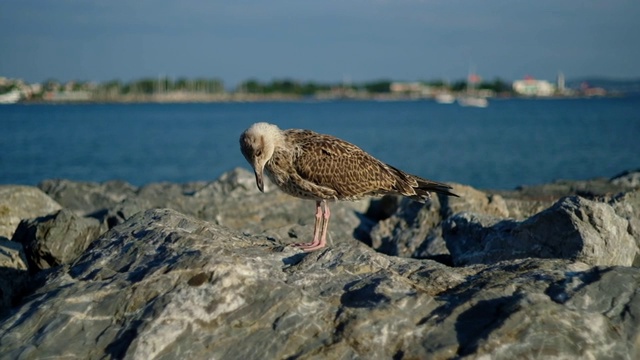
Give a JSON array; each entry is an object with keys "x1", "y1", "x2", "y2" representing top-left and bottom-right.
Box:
[
  {"x1": 387, "y1": 164, "x2": 459, "y2": 201},
  {"x1": 414, "y1": 177, "x2": 459, "y2": 198}
]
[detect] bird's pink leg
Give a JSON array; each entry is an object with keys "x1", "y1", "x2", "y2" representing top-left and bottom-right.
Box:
[
  {"x1": 295, "y1": 200, "x2": 330, "y2": 252},
  {"x1": 317, "y1": 202, "x2": 331, "y2": 249},
  {"x1": 293, "y1": 201, "x2": 323, "y2": 249}
]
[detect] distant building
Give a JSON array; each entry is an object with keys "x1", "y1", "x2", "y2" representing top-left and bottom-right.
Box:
[
  {"x1": 44, "y1": 90, "x2": 92, "y2": 102},
  {"x1": 512, "y1": 76, "x2": 556, "y2": 97},
  {"x1": 580, "y1": 82, "x2": 607, "y2": 97},
  {"x1": 390, "y1": 82, "x2": 432, "y2": 97}
]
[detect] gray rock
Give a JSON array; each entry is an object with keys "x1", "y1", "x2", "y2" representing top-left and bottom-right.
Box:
[
  {"x1": 183, "y1": 168, "x2": 370, "y2": 247},
  {"x1": 0, "y1": 185, "x2": 62, "y2": 239},
  {"x1": 441, "y1": 184, "x2": 510, "y2": 219},
  {"x1": 0, "y1": 239, "x2": 29, "y2": 317},
  {"x1": 369, "y1": 196, "x2": 444, "y2": 258},
  {"x1": 36, "y1": 168, "x2": 371, "y2": 249},
  {"x1": 11, "y1": 209, "x2": 105, "y2": 271},
  {"x1": 0, "y1": 238, "x2": 27, "y2": 271},
  {"x1": 420, "y1": 260, "x2": 640, "y2": 360},
  {"x1": 499, "y1": 196, "x2": 558, "y2": 220},
  {"x1": 609, "y1": 190, "x2": 640, "y2": 252},
  {"x1": 38, "y1": 179, "x2": 138, "y2": 216},
  {"x1": 89, "y1": 196, "x2": 155, "y2": 230},
  {"x1": 28, "y1": 169, "x2": 640, "y2": 268},
  {"x1": 490, "y1": 169, "x2": 640, "y2": 221},
  {"x1": 368, "y1": 184, "x2": 510, "y2": 259},
  {"x1": 135, "y1": 181, "x2": 209, "y2": 215},
  {"x1": 364, "y1": 194, "x2": 404, "y2": 222},
  {"x1": 611, "y1": 169, "x2": 640, "y2": 187},
  {"x1": 1, "y1": 209, "x2": 639, "y2": 359},
  {"x1": 444, "y1": 196, "x2": 638, "y2": 267},
  {"x1": 498, "y1": 169, "x2": 640, "y2": 203},
  {"x1": 0, "y1": 268, "x2": 29, "y2": 319},
  {"x1": 3, "y1": 169, "x2": 637, "y2": 358}
]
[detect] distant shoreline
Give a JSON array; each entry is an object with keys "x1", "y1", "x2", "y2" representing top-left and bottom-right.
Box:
[{"x1": 11, "y1": 91, "x2": 630, "y2": 105}]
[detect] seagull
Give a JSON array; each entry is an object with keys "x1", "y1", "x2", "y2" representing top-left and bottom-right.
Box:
[{"x1": 239, "y1": 122, "x2": 459, "y2": 252}]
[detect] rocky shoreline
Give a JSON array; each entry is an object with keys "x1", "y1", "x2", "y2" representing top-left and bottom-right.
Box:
[{"x1": 0, "y1": 168, "x2": 639, "y2": 359}]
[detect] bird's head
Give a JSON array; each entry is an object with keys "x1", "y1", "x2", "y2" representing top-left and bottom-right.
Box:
[{"x1": 239, "y1": 122, "x2": 282, "y2": 192}]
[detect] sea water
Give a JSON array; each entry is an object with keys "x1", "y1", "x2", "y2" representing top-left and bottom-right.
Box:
[{"x1": 1, "y1": 97, "x2": 638, "y2": 190}]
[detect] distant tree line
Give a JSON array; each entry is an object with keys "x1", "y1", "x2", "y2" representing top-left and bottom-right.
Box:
[
  {"x1": 95, "y1": 77, "x2": 225, "y2": 95},
  {"x1": 448, "y1": 78, "x2": 512, "y2": 93},
  {"x1": 238, "y1": 79, "x2": 331, "y2": 95},
  {"x1": 237, "y1": 78, "x2": 513, "y2": 95},
  {"x1": 38, "y1": 76, "x2": 515, "y2": 96}
]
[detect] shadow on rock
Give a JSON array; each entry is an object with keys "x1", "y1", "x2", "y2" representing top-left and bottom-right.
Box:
[
  {"x1": 545, "y1": 266, "x2": 609, "y2": 304},
  {"x1": 340, "y1": 277, "x2": 389, "y2": 308},
  {"x1": 455, "y1": 293, "x2": 525, "y2": 357}
]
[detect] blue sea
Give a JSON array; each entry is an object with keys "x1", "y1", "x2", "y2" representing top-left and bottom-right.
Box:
[{"x1": 1, "y1": 98, "x2": 639, "y2": 190}]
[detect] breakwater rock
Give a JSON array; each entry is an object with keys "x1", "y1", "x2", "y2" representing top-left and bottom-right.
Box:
[{"x1": 0, "y1": 169, "x2": 639, "y2": 359}]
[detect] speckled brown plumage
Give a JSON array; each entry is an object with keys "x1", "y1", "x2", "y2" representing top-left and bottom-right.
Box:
[{"x1": 239, "y1": 122, "x2": 458, "y2": 251}]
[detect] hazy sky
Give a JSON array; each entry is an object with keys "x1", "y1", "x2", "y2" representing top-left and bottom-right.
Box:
[{"x1": 1, "y1": 0, "x2": 639, "y2": 87}]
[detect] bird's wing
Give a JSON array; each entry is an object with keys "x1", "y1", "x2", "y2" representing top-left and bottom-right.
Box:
[{"x1": 287, "y1": 130, "x2": 397, "y2": 198}]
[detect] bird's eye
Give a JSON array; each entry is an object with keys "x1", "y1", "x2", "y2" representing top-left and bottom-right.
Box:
[{"x1": 255, "y1": 150, "x2": 262, "y2": 157}]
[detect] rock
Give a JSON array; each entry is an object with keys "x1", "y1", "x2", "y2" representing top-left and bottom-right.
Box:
[
  {"x1": 369, "y1": 196, "x2": 444, "y2": 258},
  {"x1": 364, "y1": 194, "x2": 404, "y2": 222},
  {"x1": 183, "y1": 168, "x2": 370, "y2": 247},
  {"x1": 497, "y1": 169, "x2": 640, "y2": 204},
  {"x1": 609, "y1": 190, "x2": 640, "y2": 252},
  {"x1": 89, "y1": 197, "x2": 155, "y2": 230},
  {"x1": 195, "y1": 167, "x2": 263, "y2": 199},
  {"x1": 512, "y1": 179, "x2": 613, "y2": 199},
  {"x1": 611, "y1": 169, "x2": 640, "y2": 188},
  {"x1": 422, "y1": 260, "x2": 640, "y2": 359},
  {"x1": 0, "y1": 239, "x2": 29, "y2": 317},
  {"x1": 26, "y1": 170, "x2": 640, "y2": 267},
  {"x1": 0, "y1": 238, "x2": 28, "y2": 271},
  {"x1": 367, "y1": 184, "x2": 510, "y2": 259},
  {"x1": 441, "y1": 184, "x2": 510, "y2": 218},
  {"x1": 11, "y1": 209, "x2": 105, "y2": 271},
  {"x1": 490, "y1": 170, "x2": 640, "y2": 220},
  {"x1": 0, "y1": 268, "x2": 30, "y2": 319},
  {"x1": 36, "y1": 168, "x2": 370, "y2": 248},
  {"x1": 136, "y1": 181, "x2": 209, "y2": 215},
  {"x1": 1, "y1": 209, "x2": 639, "y2": 359},
  {"x1": 444, "y1": 196, "x2": 638, "y2": 267},
  {"x1": 38, "y1": 179, "x2": 138, "y2": 216},
  {"x1": 0, "y1": 185, "x2": 62, "y2": 240}
]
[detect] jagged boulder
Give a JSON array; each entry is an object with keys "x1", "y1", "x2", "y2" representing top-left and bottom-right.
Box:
[
  {"x1": 38, "y1": 179, "x2": 137, "y2": 216},
  {"x1": 11, "y1": 209, "x2": 105, "y2": 271},
  {"x1": 368, "y1": 184, "x2": 510, "y2": 259},
  {"x1": 0, "y1": 185, "x2": 61, "y2": 240},
  {"x1": 444, "y1": 196, "x2": 638, "y2": 267}
]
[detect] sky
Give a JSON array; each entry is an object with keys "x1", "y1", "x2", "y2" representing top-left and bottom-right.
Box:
[{"x1": 1, "y1": 0, "x2": 639, "y2": 87}]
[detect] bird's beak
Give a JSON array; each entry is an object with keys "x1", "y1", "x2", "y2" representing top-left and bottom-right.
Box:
[{"x1": 254, "y1": 168, "x2": 264, "y2": 192}]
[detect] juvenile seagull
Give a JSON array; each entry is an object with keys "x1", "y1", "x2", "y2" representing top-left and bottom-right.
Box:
[{"x1": 239, "y1": 122, "x2": 458, "y2": 252}]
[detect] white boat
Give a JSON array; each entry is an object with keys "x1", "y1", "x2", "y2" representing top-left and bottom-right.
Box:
[
  {"x1": 458, "y1": 68, "x2": 488, "y2": 108},
  {"x1": 0, "y1": 90, "x2": 21, "y2": 104},
  {"x1": 458, "y1": 95, "x2": 488, "y2": 108},
  {"x1": 435, "y1": 92, "x2": 455, "y2": 104}
]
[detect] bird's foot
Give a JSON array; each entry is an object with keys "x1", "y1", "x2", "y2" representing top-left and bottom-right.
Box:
[{"x1": 291, "y1": 240, "x2": 325, "y2": 252}]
